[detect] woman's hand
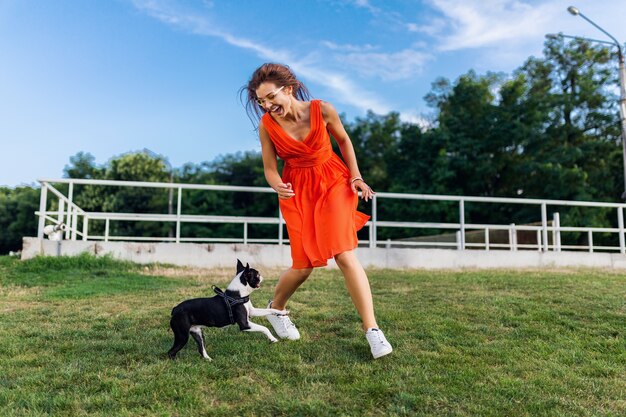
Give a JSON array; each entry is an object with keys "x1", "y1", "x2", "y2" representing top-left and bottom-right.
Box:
[
  {"x1": 351, "y1": 179, "x2": 375, "y2": 202},
  {"x1": 274, "y1": 182, "x2": 295, "y2": 199}
]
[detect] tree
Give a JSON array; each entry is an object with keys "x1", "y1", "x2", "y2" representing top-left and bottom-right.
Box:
[
  {"x1": 515, "y1": 37, "x2": 622, "y2": 244},
  {"x1": 63, "y1": 151, "x2": 171, "y2": 238},
  {"x1": 178, "y1": 151, "x2": 279, "y2": 241},
  {"x1": 517, "y1": 37, "x2": 621, "y2": 203},
  {"x1": 0, "y1": 186, "x2": 39, "y2": 253},
  {"x1": 63, "y1": 152, "x2": 102, "y2": 179},
  {"x1": 364, "y1": 37, "x2": 622, "y2": 240},
  {"x1": 342, "y1": 111, "x2": 404, "y2": 192}
]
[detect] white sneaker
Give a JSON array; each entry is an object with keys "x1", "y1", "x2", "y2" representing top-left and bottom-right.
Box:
[
  {"x1": 266, "y1": 300, "x2": 300, "y2": 340},
  {"x1": 366, "y1": 328, "x2": 393, "y2": 359}
]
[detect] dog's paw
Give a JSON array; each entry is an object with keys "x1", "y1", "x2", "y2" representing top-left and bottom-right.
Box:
[{"x1": 269, "y1": 337, "x2": 279, "y2": 343}]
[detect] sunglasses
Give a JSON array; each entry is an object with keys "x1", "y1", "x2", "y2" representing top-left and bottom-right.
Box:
[{"x1": 256, "y1": 86, "x2": 285, "y2": 106}]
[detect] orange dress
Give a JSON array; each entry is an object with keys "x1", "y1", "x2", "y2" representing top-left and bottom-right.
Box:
[{"x1": 261, "y1": 100, "x2": 370, "y2": 269}]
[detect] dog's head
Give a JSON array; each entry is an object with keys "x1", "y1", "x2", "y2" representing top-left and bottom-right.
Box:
[{"x1": 236, "y1": 259, "x2": 262, "y2": 290}]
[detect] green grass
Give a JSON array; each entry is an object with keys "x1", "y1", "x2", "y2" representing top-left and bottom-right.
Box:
[{"x1": 1, "y1": 255, "x2": 625, "y2": 416}]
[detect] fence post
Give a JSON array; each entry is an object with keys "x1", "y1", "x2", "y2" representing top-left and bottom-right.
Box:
[
  {"x1": 509, "y1": 224, "x2": 517, "y2": 251},
  {"x1": 37, "y1": 183, "x2": 48, "y2": 239},
  {"x1": 456, "y1": 231, "x2": 462, "y2": 250},
  {"x1": 278, "y1": 210, "x2": 284, "y2": 245},
  {"x1": 71, "y1": 210, "x2": 78, "y2": 240},
  {"x1": 105, "y1": 219, "x2": 110, "y2": 242},
  {"x1": 459, "y1": 199, "x2": 465, "y2": 250},
  {"x1": 541, "y1": 203, "x2": 548, "y2": 252},
  {"x1": 176, "y1": 187, "x2": 182, "y2": 243},
  {"x1": 57, "y1": 199, "x2": 65, "y2": 231},
  {"x1": 369, "y1": 195, "x2": 377, "y2": 248},
  {"x1": 484, "y1": 228, "x2": 490, "y2": 251},
  {"x1": 83, "y1": 217, "x2": 89, "y2": 241},
  {"x1": 243, "y1": 222, "x2": 248, "y2": 244},
  {"x1": 66, "y1": 182, "x2": 74, "y2": 240},
  {"x1": 553, "y1": 212, "x2": 561, "y2": 252},
  {"x1": 618, "y1": 207, "x2": 625, "y2": 254},
  {"x1": 588, "y1": 230, "x2": 593, "y2": 253}
]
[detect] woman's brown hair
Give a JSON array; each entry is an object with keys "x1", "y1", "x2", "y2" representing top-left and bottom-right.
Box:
[{"x1": 240, "y1": 63, "x2": 312, "y2": 126}]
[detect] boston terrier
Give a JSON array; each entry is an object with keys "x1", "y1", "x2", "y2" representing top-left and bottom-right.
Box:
[{"x1": 168, "y1": 259, "x2": 288, "y2": 360}]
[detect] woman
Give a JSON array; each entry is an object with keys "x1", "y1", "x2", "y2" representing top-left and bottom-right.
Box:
[{"x1": 242, "y1": 63, "x2": 392, "y2": 359}]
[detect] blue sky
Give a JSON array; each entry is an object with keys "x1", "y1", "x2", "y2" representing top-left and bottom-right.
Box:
[{"x1": 2, "y1": 0, "x2": 626, "y2": 187}]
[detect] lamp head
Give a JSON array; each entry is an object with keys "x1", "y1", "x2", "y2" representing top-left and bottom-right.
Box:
[{"x1": 567, "y1": 6, "x2": 579, "y2": 16}]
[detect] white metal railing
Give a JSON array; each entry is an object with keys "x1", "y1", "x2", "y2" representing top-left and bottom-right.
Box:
[{"x1": 35, "y1": 178, "x2": 626, "y2": 254}]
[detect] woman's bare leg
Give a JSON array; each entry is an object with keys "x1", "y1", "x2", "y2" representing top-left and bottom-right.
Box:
[
  {"x1": 334, "y1": 250, "x2": 378, "y2": 331},
  {"x1": 271, "y1": 267, "x2": 313, "y2": 310}
]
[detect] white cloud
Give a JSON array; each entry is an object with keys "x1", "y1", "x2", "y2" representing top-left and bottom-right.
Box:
[
  {"x1": 131, "y1": 0, "x2": 392, "y2": 114},
  {"x1": 335, "y1": 49, "x2": 432, "y2": 81},
  {"x1": 320, "y1": 42, "x2": 431, "y2": 85},
  {"x1": 132, "y1": 0, "x2": 292, "y2": 61},
  {"x1": 408, "y1": 0, "x2": 626, "y2": 72},
  {"x1": 424, "y1": 0, "x2": 561, "y2": 51},
  {"x1": 321, "y1": 41, "x2": 377, "y2": 52},
  {"x1": 417, "y1": 0, "x2": 626, "y2": 52},
  {"x1": 293, "y1": 66, "x2": 391, "y2": 114},
  {"x1": 398, "y1": 110, "x2": 432, "y2": 129},
  {"x1": 406, "y1": 18, "x2": 447, "y2": 36},
  {"x1": 347, "y1": 0, "x2": 380, "y2": 14}
]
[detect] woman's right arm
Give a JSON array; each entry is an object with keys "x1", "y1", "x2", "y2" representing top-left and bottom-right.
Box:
[{"x1": 260, "y1": 123, "x2": 295, "y2": 199}]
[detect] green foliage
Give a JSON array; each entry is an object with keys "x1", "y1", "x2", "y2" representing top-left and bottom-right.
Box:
[
  {"x1": 176, "y1": 151, "x2": 279, "y2": 240},
  {"x1": 60, "y1": 149, "x2": 279, "y2": 242},
  {"x1": 0, "y1": 186, "x2": 39, "y2": 254},
  {"x1": 64, "y1": 151, "x2": 173, "y2": 238},
  {"x1": 362, "y1": 37, "x2": 622, "y2": 240},
  {"x1": 516, "y1": 37, "x2": 620, "y2": 204},
  {"x1": 63, "y1": 152, "x2": 103, "y2": 179},
  {"x1": 344, "y1": 111, "x2": 405, "y2": 191}
]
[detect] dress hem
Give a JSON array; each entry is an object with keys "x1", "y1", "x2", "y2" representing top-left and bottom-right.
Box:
[{"x1": 291, "y1": 242, "x2": 360, "y2": 269}]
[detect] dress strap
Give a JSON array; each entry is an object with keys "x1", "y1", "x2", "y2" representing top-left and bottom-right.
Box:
[{"x1": 310, "y1": 99, "x2": 321, "y2": 127}]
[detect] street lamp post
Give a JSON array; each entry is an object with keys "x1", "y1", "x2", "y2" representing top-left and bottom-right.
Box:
[
  {"x1": 545, "y1": 33, "x2": 615, "y2": 48},
  {"x1": 566, "y1": 6, "x2": 626, "y2": 199}
]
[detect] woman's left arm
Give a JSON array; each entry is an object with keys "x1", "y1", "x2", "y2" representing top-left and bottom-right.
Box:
[{"x1": 321, "y1": 101, "x2": 375, "y2": 202}]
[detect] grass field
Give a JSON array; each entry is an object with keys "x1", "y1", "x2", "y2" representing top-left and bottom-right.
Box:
[{"x1": 0, "y1": 254, "x2": 625, "y2": 416}]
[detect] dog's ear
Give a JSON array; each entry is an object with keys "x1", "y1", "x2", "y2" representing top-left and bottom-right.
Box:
[
  {"x1": 237, "y1": 259, "x2": 244, "y2": 274},
  {"x1": 245, "y1": 262, "x2": 250, "y2": 270}
]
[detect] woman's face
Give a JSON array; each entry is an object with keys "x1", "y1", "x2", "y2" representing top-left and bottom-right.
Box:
[{"x1": 255, "y1": 82, "x2": 291, "y2": 118}]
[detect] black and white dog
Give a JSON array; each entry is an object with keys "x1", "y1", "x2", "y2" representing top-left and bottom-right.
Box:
[{"x1": 168, "y1": 259, "x2": 287, "y2": 360}]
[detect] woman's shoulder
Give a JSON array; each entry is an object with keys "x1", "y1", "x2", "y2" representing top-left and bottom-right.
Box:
[
  {"x1": 259, "y1": 112, "x2": 273, "y2": 128},
  {"x1": 315, "y1": 100, "x2": 337, "y2": 116},
  {"x1": 317, "y1": 100, "x2": 339, "y2": 122}
]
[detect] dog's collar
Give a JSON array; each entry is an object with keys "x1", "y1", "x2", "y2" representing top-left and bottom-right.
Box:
[{"x1": 213, "y1": 286, "x2": 250, "y2": 324}]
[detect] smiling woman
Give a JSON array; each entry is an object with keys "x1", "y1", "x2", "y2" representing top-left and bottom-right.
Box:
[
  {"x1": 239, "y1": 63, "x2": 393, "y2": 359},
  {"x1": 241, "y1": 63, "x2": 312, "y2": 124}
]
